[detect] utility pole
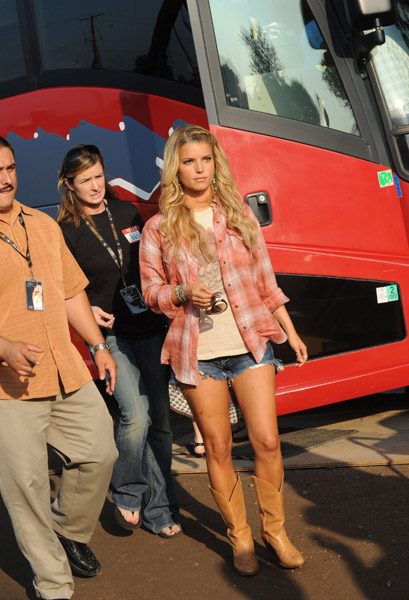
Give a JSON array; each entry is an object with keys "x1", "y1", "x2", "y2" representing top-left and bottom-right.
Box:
[{"x1": 80, "y1": 12, "x2": 104, "y2": 69}]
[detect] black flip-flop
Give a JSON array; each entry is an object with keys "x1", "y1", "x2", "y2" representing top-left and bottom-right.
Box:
[
  {"x1": 114, "y1": 506, "x2": 142, "y2": 530},
  {"x1": 187, "y1": 442, "x2": 206, "y2": 457},
  {"x1": 158, "y1": 524, "x2": 184, "y2": 539}
]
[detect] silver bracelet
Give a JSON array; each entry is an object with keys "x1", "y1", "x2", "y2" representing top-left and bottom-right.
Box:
[{"x1": 91, "y1": 342, "x2": 110, "y2": 353}]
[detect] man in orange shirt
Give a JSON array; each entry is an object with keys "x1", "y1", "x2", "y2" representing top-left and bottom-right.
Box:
[{"x1": 0, "y1": 136, "x2": 118, "y2": 600}]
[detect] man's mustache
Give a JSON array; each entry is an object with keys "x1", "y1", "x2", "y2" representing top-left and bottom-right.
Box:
[{"x1": 0, "y1": 184, "x2": 13, "y2": 192}]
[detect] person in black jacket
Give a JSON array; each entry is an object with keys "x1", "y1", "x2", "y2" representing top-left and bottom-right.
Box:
[{"x1": 57, "y1": 144, "x2": 181, "y2": 538}]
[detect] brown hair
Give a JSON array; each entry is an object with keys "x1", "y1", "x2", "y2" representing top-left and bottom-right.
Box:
[{"x1": 56, "y1": 144, "x2": 116, "y2": 228}]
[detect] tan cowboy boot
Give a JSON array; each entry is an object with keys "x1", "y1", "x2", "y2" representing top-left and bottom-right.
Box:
[
  {"x1": 210, "y1": 477, "x2": 259, "y2": 576},
  {"x1": 252, "y1": 474, "x2": 305, "y2": 568}
]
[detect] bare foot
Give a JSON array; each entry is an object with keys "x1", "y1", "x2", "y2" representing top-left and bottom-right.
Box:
[
  {"x1": 159, "y1": 524, "x2": 183, "y2": 538},
  {"x1": 192, "y1": 442, "x2": 205, "y2": 456},
  {"x1": 119, "y1": 508, "x2": 140, "y2": 524}
]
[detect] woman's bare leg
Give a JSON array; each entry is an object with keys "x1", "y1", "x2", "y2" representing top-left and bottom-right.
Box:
[
  {"x1": 231, "y1": 364, "x2": 283, "y2": 489},
  {"x1": 180, "y1": 377, "x2": 236, "y2": 496},
  {"x1": 182, "y1": 376, "x2": 259, "y2": 575},
  {"x1": 232, "y1": 364, "x2": 304, "y2": 567}
]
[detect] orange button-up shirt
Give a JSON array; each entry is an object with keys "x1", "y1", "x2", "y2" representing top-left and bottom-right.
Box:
[{"x1": 0, "y1": 201, "x2": 91, "y2": 399}]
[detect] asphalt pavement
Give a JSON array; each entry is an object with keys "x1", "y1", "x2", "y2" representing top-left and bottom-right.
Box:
[{"x1": 1, "y1": 392, "x2": 408, "y2": 600}]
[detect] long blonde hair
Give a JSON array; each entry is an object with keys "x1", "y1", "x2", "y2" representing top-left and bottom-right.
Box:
[
  {"x1": 159, "y1": 124, "x2": 258, "y2": 260},
  {"x1": 56, "y1": 144, "x2": 116, "y2": 228}
]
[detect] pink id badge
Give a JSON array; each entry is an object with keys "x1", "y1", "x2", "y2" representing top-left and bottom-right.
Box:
[{"x1": 26, "y1": 279, "x2": 44, "y2": 311}]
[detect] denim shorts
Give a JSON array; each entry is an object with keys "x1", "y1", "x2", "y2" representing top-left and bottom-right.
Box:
[{"x1": 169, "y1": 342, "x2": 283, "y2": 385}]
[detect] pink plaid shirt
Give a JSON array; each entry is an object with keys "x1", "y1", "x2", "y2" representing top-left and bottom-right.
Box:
[{"x1": 139, "y1": 202, "x2": 289, "y2": 385}]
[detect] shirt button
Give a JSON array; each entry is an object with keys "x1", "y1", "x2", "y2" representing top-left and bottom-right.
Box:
[
  {"x1": 218, "y1": 240, "x2": 222, "y2": 243},
  {"x1": 235, "y1": 305, "x2": 238, "y2": 308},
  {"x1": 228, "y1": 283, "x2": 231, "y2": 287},
  {"x1": 223, "y1": 261, "x2": 226, "y2": 264},
  {"x1": 243, "y1": 326, "x2": 247, "y2": 329}
]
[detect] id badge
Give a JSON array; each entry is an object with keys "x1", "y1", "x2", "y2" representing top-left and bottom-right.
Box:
[
  {"x1": 120, "y1": 284, "x2": 148, "y2": 315},
  {"x1": 122, "y1": 226, "x2": 141, "y2": 243},
  {"x1": 26, "y1": 279, "x2": 44, "y2": 311}
]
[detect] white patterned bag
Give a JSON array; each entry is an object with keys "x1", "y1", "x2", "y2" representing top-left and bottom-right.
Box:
[{"x1": 168, "y1": 384, "x2": 243, "y2": 424}]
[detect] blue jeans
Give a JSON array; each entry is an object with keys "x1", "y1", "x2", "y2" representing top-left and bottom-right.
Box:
[{"x1": 101, "y1": 331, "x2": 179, "y2": 533}]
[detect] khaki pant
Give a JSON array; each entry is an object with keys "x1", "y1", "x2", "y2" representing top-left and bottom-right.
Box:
[{"x1": 0, "y1": 381, "x2": 118, "y2": 600}]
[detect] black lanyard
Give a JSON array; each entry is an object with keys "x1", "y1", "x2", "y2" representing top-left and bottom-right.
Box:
[
  {"x1": 81, "y1": 204, "x2": 127, "y2": 287},
  {"x1": 0, "y1": 212, "x2": 34, "y2": 278}
]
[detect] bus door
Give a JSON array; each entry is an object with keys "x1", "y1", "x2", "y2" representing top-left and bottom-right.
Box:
[{"x1": 187, "y1": 0, "x2": 409, "y2": 413}]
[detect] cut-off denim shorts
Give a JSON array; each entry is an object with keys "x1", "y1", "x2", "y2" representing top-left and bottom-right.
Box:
[{"x1": 170, "y1": 342, "x2": 283, "y2": 385}]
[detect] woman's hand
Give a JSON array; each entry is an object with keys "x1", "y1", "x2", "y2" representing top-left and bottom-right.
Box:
[
  {"x1": 183, "y1": 283, "x2": 213, "y2": 310},
  {"x1": 91, "y1": 305, "x2": 115, "y2": 329},
  {"x1": 287, "y1": 332, "x2": 308, "y2": 367},
  {"x1": 272, "y1": 305, "x2": 308, "y2": 367}
]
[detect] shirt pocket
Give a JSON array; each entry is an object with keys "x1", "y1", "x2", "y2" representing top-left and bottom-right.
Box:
[
  {"x1": 162, "y1": 253, "x2": 182, "y2": 281},
  {"x1": 227, "y1": 232, "x2": 246, "y2": 253}
]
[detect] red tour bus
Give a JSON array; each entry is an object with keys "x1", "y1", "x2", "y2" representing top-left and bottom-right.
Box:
[{"x1": 1, "y1": 0, "x2": 409, "y2": 414}]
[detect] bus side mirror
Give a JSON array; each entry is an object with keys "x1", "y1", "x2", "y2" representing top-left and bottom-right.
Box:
[{"x1": 344, "y1": 0, "x2": 396, "y2": 64}]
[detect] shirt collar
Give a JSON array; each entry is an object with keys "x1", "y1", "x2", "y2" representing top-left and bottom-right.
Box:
[
  {"x1": 9, "y1": 200, "x2": 35, "y2": 225},
  {"x1": 15, "y1": 200, "x2": 35, "y2": 216}
]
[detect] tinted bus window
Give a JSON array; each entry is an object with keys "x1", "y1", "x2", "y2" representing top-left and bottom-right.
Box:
[
  {"x1": 371, "y1": 1, "x2": 409, "y2": 175},
  {"x1": 0, "y1": 2, "x2": 26, "y2": 82},
  {"x1": 33, "y1": 0, "x2": 200, "y2": 86},
  {"x1": 208, "y1": 0, "x2": 360, "y2": 135},
  {"x1": 372, "y1": 30, "x2": 409, "y2": 126}
]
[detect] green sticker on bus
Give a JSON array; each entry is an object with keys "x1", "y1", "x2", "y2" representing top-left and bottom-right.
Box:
[
  {"x1": 376, "y1": 284, "x2": 399, "y2": 303},
  {"x1": 377, "y1": 169, "x2": 394, "y2": 187},
  {"x1": 387, "y1": 284, "x2": 399, "y2": 302}
]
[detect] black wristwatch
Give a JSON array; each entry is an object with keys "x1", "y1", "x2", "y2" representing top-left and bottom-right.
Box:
[{"x1": 91, "y1": 342, "x2": 110, "y2": 353}]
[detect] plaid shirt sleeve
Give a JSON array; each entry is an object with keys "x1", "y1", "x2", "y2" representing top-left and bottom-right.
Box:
[{"x1": 139, "y1": 217, "x2": 179, "y2": 319}]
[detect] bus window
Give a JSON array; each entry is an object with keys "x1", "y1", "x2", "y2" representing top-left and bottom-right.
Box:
[
  {"x1": 32, "y1": 0, "x2": 199, "y2": 87},
  {"x1": 208, "y1": 0, "x2": 359, "y2": 135},
  {"x1": 371, "y1": 1, "x2": 409, "y2": 175},
  {"x1": 372, "y1": 32, "x2": 409, "y2": 127},
  {"x1": 0, "y1": 2, "x2": 26, "y2": 82}
]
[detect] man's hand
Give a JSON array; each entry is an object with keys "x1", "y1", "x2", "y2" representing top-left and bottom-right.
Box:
[
  {"x1": 65, "y1": 291, "x2": 117, "y2": 393},
  {"x1": 94, "y1": 349, "x2": 117, "y2": 395},
  {"x1": 0, "y1": 340, "x2": 44, "y2": 376}
]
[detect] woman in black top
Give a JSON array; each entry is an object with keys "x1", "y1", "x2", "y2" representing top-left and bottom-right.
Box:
[{"x1": 57, "y1": 144, "x2": 181, "y2": 537}]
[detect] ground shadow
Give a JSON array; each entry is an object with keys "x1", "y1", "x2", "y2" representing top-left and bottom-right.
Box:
[
  {"x1": 0, "y1": 493, "x2": 35, "y2": 599},
  {"x1": 172, "y1": 474, "x2": 305, "y2": 600}
]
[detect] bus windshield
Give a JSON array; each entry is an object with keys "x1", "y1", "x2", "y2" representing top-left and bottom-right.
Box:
[
  {"x1": 371, "y1": 1, "x2": 409, "y2": 127},
  {"x1": 208, "y1": 0, "x2": 359, "y2": 135}
]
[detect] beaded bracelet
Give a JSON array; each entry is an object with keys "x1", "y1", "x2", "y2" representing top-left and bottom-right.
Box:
[{"x1": 175, "y1": 284, "x2": 188, "y2": 302}]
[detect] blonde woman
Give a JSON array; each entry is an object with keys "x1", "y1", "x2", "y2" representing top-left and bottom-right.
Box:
[{"x1": 140, "y1": 125, "x2": 307, "y2": 575}]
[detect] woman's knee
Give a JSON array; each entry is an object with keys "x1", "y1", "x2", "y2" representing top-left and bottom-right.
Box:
[
  {"x1": 205, "y1": 436, "x2": 232, "y2": 465},
  {"x1": 252, "y1": 432, "x2": 281, "y2": 457}
]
